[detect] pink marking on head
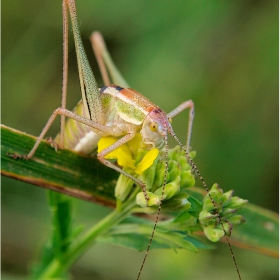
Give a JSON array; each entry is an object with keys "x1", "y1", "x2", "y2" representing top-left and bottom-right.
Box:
[{"x1": 149, "y1": 108, "x2": 172, "y2": 136}]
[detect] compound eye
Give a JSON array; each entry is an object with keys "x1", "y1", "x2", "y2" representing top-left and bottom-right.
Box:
[
  {"x1": 150, "y1": 122, "x2": 158, "y2": 132},
  {"x1": 168, "y1": 117, "x2": 172, "y2": 124}
]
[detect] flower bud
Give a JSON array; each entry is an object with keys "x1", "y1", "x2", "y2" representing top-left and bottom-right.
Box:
[
  {"x1": 199, "y1": 210, "x2": 218, "y2": 226},
  {"x1": 138, "y1": 159, "x2": 157, "y2": 190},
  {"x1": 209, "y1": 184, "x2": 223, "y2": 200},
  {"x1": 161, "y1": 192, "x2": 191, "y2": 211},
  {"x1": 178, "y1": 156, "x2": 191, "y2": 171},
  {"x1": 226, "y1": 197, "x2": 248, "y2": 209},
  {"x1": 152, "y1": 161, "x2": 165, "y2": 191},
  {"x1": 168, "y1": 160, "x2": 181, "y2": 182},
  {"x1": 168, "y1": 146, "x2": 181, "y2": 161},
  {"x1": 228, "y1": 215, "x2": 246, "y2": 226},
  {"x1": 221, "y1": 190, "x2": 234, "y2": 204},
  {"x1": 202, "y1": 197, "x2": 220, "y2": 212},
  {"x1": 136, "y1": 191, "x2": 161, "y2": 207},
  {"x1": 221, "y1": 221, "x2": 235, "y2": 236},
  {"x1": 180, "y1": 170, "x2": 195, "y2": 188},
  {"x1": 222, "y1": 208, "x2": 237, "y2": 216},
  {"x1": 154, "y1": 176, "x2": 181, "y2": 200},
  {"x1": 115, "y1": 174, "x2": 134, "y2": 202},
  {"x1": 203, "y1": 227, "x2": 224, "y2": 242},
  {"x1": 188, "y1": 151, "x2": 196, "y2": 159}
]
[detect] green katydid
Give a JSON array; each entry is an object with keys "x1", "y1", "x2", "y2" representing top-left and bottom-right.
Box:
[{"x1": 10, "y1": 0, "x2": 243, "y2": 279}]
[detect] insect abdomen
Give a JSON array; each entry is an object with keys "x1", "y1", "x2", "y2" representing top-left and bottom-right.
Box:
[{"x1": 55, "y1": 100, "x2": 101, "y2": 155}]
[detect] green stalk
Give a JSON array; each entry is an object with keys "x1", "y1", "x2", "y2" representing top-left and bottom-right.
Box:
[{"x1": 38, "y1": 189, "x2": 138, "y2": 279}]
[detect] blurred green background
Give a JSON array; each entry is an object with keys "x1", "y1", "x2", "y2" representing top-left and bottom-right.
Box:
[{"x1": 2, "y1": 0, "x2": 278, "y2": 279}]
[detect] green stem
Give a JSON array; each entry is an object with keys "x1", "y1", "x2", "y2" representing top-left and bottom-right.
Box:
[
  {"x1": 38, "y1": 190, "x2": 137, "y2": 279},
  {"x1": 116, "y1": 198, "x2": 122, "y2": 212}
]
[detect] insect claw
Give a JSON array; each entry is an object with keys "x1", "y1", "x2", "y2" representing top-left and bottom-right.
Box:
[
  {"x1": 7, "y1": 152, "x2": 18, "y2": 159},
  {"x1": 46, "y1": 137, "x2": 60, "y2": 152},
  {"x1": 7, "y1": 152, "x2": 28, "y2": 160}
]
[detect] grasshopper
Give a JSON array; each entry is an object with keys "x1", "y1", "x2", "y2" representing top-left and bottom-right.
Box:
[{"x1": 11, "y1": 0, "x2": 241, "y2": 279}]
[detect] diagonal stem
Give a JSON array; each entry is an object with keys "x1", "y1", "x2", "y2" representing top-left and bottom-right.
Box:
[{"x1": 37, "y1": 189, "x2": 138, "y2": 279}]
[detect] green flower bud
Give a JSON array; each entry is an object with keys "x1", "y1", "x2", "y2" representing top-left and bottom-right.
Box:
[
  {"x1": 199, "y1": 210, "x2": 219, "y2": 226},
  {"x1": 152, "y1": 161, "x2": 165, "y2": 191},
  {"x1": 202, "y1": 196, "x2": 220, "y2": 212},
  {"x1": 134, "y1": 148, "x2": 146, "y2": 164},
  {"x1": 228, "y1": 215, "x2": 246, "y2": 226},
  {"x1": 209, "y1": 184, "x2": 223, "y2": 201},
  {"x1": 154, "y1": 176, "x2": 181, "y2": 200},
  {"x1": 180, "y1": 170, "x2": 195, "y2": 188},
  {"x1": 138, "y1": 158, "x2": 157, "y2": 190},
  {"x1": 203, "y1": 227, "x2": 224, "y2": 242},
  {"x1": 222, "y1": 207, "x2": 237, "y2": 215},
  {"x1": 115, "y1": 174, "x2": 134, "y2": 202},
  {"x1": 169, "y1": 147, "x2": 196, "y2": 162},
  {"x1": 226, "y1": 197, "x2": 248, "y2": 209},
  {"x1": 136, "y1": 192, "x2": 161, "y2": 207},
  {"x1": 221, "y1": 190, "x2": 234, "y2": 204},
  {"x1": 178, "y1": 156, "x2": 191, "y2": 171},
  {"x1": 222, "y1": 221, "x2": 233, "y2": 236},
  {"x1": 168, "y1": 146, "x2": 181, "y2": 161},
  {"x1": 161, "y1": 192, "x2": 191, "y2": 212},
  {"x1": 167, "y1": 160, "x2": 180, "y2": 182},
  {"x1": 188, "y1": 151, "x2": 196, "y2": 159}
]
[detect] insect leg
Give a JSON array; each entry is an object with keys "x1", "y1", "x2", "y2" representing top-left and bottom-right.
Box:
[
  {"x1": 13, "y1": 108, "x2": 113, "y2": 160},
  {"x1": 167, "y1": 100, "x2": 194, "y2": 152},
  {"x1": 59, "y1": 0, "x2": 69, "y2": 148},
  {"x1": 97, "y1": 133, "x2": 149, "y2": 203},
  {"x1": 66, "y1": 0, "x2": 105, "y2": 125},
  {"x1": 90, "y1": 32, "x2": 129, "y2": 88},
  {"x1": 90, "y1": 32, "x2": 110, "y2": 86}
]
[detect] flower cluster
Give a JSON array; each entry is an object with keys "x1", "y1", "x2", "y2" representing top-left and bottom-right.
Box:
[
  {"x1": 97, "y1": 134, "x2": 195, "y2": 211},
  {"x1": 98, "y1": 134, "x2": 247, "y2": 242},
  {"x1": 199, "y1": 184, "x2": 248, "y2": 242},
  {"x1": 135, "y1": 145, "x2": 196, "y2": 210}
]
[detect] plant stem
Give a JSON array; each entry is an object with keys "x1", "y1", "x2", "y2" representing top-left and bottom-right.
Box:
[{"x1": 38, "y1": 190, "x2": 137, "y2": 279}]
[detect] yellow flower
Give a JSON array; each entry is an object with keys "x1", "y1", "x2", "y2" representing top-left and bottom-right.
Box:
[{"x1": 97, "y1": 134, "x2": 159, "y2": 175}]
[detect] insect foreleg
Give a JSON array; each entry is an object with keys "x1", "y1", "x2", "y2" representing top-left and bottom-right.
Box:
[
  {"x1": 97, "y1": 133, "x2": 149, "y2": 203},
  {"x1": 167, "y1": 100, "x2": 194, "y2": 152}
]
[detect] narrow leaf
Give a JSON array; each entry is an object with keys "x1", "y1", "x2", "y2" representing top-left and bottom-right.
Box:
[{"x1": 1, "y1": 124, "x2": 118, "y2": 207}]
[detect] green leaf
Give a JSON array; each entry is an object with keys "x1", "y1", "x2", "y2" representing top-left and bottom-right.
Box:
[
  {"x1": 1, "y1": 124, "x2": 118, "y2": 206},
  {"x1": 1, "y1": 124, "x2": 279, "y2": 258},
  {"x1": 230, "y1": 204, "x2": 279, "y2": 258},
  {"x1": 99, "y1": 217, "x2": 202, "y2": 252}
]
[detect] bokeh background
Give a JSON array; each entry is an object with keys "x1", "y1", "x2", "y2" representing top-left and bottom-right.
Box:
[{"x1": 2, "y1": 0, "x2": 278, "y2": 279}]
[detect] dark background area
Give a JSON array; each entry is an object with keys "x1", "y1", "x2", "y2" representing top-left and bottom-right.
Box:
[{"x1": 2, "y1": 0, "x2": 278, "y2": 279}]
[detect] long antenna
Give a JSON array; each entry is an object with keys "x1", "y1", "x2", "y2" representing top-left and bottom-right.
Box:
[
  {"x1": 137, "y1": 136, "x2": 169, "y2": 280},
  {"x1": 172, "y1": 134, "x2": 241, "y2": 280}
]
